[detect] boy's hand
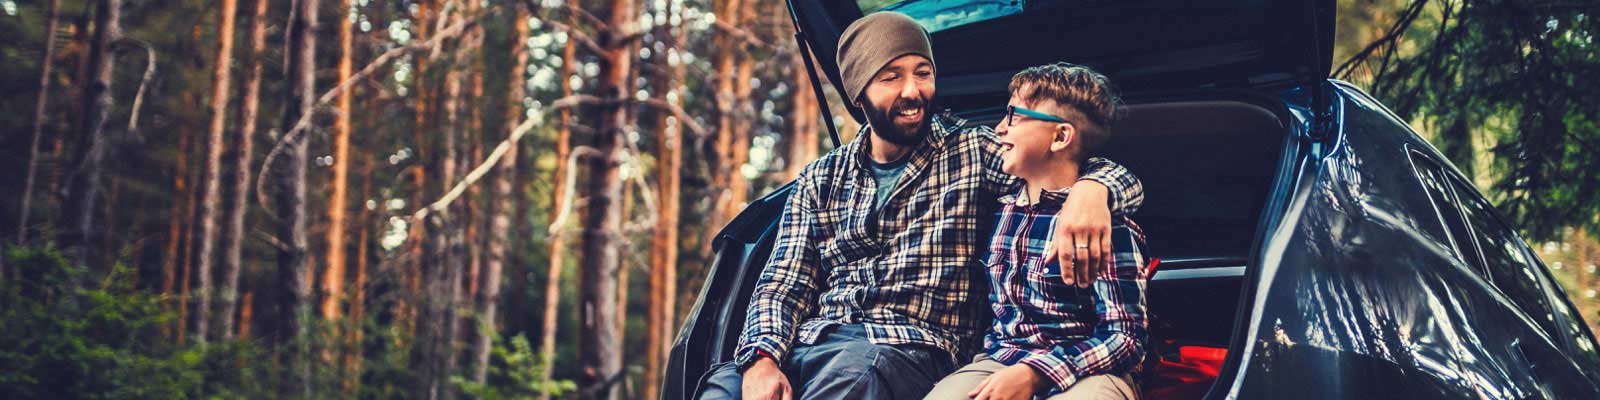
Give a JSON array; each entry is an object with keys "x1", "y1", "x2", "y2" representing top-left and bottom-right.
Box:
[
  {"x1": 741, "y1": 356, "x2": 792, "y2": 400},
  {"x1": 1046, "y1": 180, "x2": 1112, "y2": 288},
  {"x1": 968, "y1": 364, "x2": 1049, "y2": 400}
]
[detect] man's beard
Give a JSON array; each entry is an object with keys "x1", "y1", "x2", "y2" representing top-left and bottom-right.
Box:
[{"x1": 863, "y1": 97, "x2": 933, "y2": 146}]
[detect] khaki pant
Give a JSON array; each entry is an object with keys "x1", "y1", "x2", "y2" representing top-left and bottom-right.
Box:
[{"x1": 923, "y1": 354, "x2": 1139, "y2": 400}]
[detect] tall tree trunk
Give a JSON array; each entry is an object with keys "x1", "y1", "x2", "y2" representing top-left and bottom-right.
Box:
[
  {"x1": 539, "y1": 0, "x2": 577, "y2": 392},
  {"x1": 323, "y1": 0, "x2": 355, "y2": 326},
  {"x1": 180, "y1": 105, "x2": 201, "y2": 347},
  {"x1": 402, "y1": 0, "x2": 436, "y2": 342},
  {"x1": 164, "y1": 123, "x2": 191, "y2": 343},
  {"x1": 275, "y1": 0, "x2": 319, "y2": 394},
  {"x1": 195, "y1": 0, "x2": 238, "y2": 345},
  {"x1": 239, "y1": 291, "x2": 254, "y2": 338},
  {"x1": 787, "y1": 47, "x2": 820, "y2": 181},
  {"x1": 473, "y1": 1, "x2": 529, "y2": 385},
  {"x1": 219, "y1": 0, "x2": 267, "y2": 342},
  {"x1": 579, "y1": 0, "x2": 636, "y2": 398},
  {"x1": 645, "y1": 1, "x2": 686, "y2": 394},
  {"x1": 16, "y1": 0, "x2": 62, "y2": 260},
  {"x1": 704, "y1": 0, "x2": 745, "y2": 259},
  {"x1": 345, "y1": 156, "x2": 373, "y2": 393},
  {"x1": 412, "y1": 5, "x2": 466, "y2": 398},
  {"x1": 65, "y1": 0, "x2": 122, "y2": 268}
]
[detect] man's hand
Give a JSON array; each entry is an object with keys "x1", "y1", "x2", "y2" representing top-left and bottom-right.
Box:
[
  {"x1": 967, "y1": 364, "x2": 1049, "y2": 400},
  {"x1": 1045, "y1": 180, "x2": 1112, "y2": 288},
  {"x1": 741, "y1": 356, "x2": 792, "y2": 400}
]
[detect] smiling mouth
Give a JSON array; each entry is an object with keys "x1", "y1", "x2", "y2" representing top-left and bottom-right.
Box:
[
  {"x1": 895, "y1": 107, "x2": 922, "y2": 120},
  {"x1": 999, "y1": 142, "x2": 1015, "y2": 152}
]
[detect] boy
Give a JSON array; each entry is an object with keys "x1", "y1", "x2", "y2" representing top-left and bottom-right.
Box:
[{"x1": 925, "y1": 63, "x2": 1149, "y2": 400}]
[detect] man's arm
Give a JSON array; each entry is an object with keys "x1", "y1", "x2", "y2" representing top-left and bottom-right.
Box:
[
  {"x1": 1020, "y1": 223, "x2": 1149, "y2": 393},
  {"x1": 1049, "y1": 157, "x2": 1143, "y2": 287},
  {"x1": 733, "y1": 169, "x2": 827, "y2": 369}
]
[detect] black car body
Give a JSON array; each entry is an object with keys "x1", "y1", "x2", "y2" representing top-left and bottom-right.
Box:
[{"x1": 664, "y1": 0, "x2": 1600, "y2": 398}]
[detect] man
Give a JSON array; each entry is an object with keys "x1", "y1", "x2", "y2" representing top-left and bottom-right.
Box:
[{"x1": 697, "y1": 12, "x2": 1143, "y2": 400}]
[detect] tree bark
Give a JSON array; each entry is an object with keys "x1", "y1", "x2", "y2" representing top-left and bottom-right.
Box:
[
  {"x1": 195, "y1": 0, "x2": 238, "y2": 345},
  {"x1": 16, "y1": 0, "x2": 62, "y2": 258},
  {"x1": 787, "y1": 47, "x2": 820, "y2": 181},
  {"x1": 323, "y1": 0, "x2": 355, "y2": 328},
  {"x1": 345, "y1": 156, "x2": 373, "y2": 393},
  {"x1": 164, "y1": 119, "x2": 191, "y2": 344},
  {"x1": 645, "y1": 1, "x2": 686, "y2": 394},
  {"x1": 400, "y1": 0, "x2": 435, "y2": 343},
  {"x1": 219, "y1": 0, "x2": 267, "y2": 342},
  {"x1": 473, "y1": 0, "x2": 529, "y2": 385},
  {"x1": 275, "y1": 0, "x2": 318, "y2": 394},
  {"x1": 704, "y1": 0, "x2": 746, "y2": 259},
  {"x1": 578, "y1": 0, "x2": 636, "y2": 398},
  {"x1": 411, "y1": 5, "x2": 467, "y2": 398},
  {"x1": 539, "y1": 0, "x2": 577, "y2": 393},
  {"x1": 65, "y1": 0, "x2": 122, "y2": 268}
]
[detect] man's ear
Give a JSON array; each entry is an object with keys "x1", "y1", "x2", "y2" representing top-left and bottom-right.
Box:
[{"x1": 1051, "y1": 123, "x2": 1076, "y2": 153}]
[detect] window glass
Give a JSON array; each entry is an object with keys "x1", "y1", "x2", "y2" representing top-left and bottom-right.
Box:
[
  {"x1": 1409, "y1": 155, "x2": 1482, "y2": 273},
  {"x1": 1448, "y1": 180, "x2": 1560, "y2": 334},
  {"x1": 857, "y1": 0, "x2": 1025, "y2": 31},
  {"x1": 1452, "y1": 179, "x2": 1600, "y2": 369}
]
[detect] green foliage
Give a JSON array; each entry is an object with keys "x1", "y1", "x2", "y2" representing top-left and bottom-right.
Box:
[
  {"x1": 0, "y1": 245, "x2": 204, "y2": 399},
  {"x1": 451, "y1": 331, "x2": 575, "y2": 400},
  {"x1": 1341, "y1": 0, "x2": 1600, "y2": 240}
]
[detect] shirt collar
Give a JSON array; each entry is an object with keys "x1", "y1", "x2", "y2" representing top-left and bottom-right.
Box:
[{"x1": 1005, "y1": 185, "x2": 1072, "y2": 210}]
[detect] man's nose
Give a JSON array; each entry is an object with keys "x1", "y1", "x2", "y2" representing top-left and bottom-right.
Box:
[{"x1": 898, "y1": 80, "x2": 919, "y2": 100}]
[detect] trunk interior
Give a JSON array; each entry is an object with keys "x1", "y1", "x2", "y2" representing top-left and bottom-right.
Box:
[{"x1": 1093, "y1": 98, "x2": 1288, "y2": 398}]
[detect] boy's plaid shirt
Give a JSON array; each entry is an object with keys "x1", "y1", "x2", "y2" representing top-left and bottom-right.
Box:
[
  {"x1": 983, "y1": 188, "x2": 1150, "y2": 393},
  {"x1": 733, "y1": 112, "x2": 1143, "y2": 368}
]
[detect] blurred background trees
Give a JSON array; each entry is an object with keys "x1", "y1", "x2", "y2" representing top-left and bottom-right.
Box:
[{"x1": 0, "y1": 0, "x2": 1593, "y2": 398}]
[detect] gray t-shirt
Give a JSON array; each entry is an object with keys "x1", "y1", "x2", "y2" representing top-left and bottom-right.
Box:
[{"x1": 869, "y1": 155, "x2": 912, "y2": 211}]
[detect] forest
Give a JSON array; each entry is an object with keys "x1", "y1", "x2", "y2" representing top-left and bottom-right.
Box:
[{"x1": 0, "y1": 0, "x2": 1596, "y2": 399}]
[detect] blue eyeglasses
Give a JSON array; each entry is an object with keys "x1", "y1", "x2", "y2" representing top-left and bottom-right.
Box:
[{"x1": 1004, "y1": 105, "x2": 1068, "y2": 126}]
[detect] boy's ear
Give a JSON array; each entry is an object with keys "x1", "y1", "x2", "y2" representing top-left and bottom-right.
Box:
[{"x1": 1050, "y1": 123, "x2": 1076, "y2": 153}]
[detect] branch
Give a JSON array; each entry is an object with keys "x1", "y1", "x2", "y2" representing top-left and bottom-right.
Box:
[
  {"x1": 255, "y1": 15, "x2": 478, "y2": 210},
  {"x1": 549, "y1": 94, "x2": 707, "y2": 137},
  {"x1": 409, "y1": 94, "x2": 593, "y2": 223},
  {"x1": 253, "y1": 228, "x2": 289, "y2": 252},
  {"x1": 715, "y1": 20, "x2": 768, "y2": 48},
  {"x1": 1334, "y1": 0, "x2": 1429, "y2": 80},
  {"x1": 541, "y1": 18, "x2": 606, "y2": 56},
  {"x1": 636, "y1": 97, "x2": 707, "y2": 138},
  {"x1": 411, "y1": 112, "x2": 538, "y2": 222},
  {"x1": 113, "y1": 38, "x2": 157, "y2": 133},
  {"x1": 546, "y1": 146, "x2": 603, "y2": 240}
]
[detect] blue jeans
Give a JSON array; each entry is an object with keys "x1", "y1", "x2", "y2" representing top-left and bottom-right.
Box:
[{"x1": 697, "y1": 324, "x2": 955, "y2": 400}]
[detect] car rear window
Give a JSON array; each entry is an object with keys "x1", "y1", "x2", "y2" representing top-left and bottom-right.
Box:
[{"x1": 857, "y1": 0, "x2": 1023, "y2": 32}]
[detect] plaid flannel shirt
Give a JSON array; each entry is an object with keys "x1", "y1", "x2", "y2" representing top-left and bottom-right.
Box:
[
  {"x1": 983, "y1": 188, "x2": 1150, "y2": 394},
  {"x1": 733, "y1": 112, "x2": 1143, "y2": 369}
]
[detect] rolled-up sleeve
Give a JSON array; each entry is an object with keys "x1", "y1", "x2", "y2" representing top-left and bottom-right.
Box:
[
  {"x1": 733, "y1": 169, "x2": 827, "y2": 368},
  {"x1": 1078, "y1": 157, "x2": 1144, "y2": 215}
]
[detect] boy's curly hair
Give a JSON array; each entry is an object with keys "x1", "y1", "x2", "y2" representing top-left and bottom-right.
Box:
[{"x1": 1008, "y1": 62, "x2": 1122, "y2": 156}]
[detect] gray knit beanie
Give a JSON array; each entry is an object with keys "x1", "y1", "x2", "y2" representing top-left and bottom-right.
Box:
[{"x1": 836, "y1": 12, "x2": 935, "y2": 103}]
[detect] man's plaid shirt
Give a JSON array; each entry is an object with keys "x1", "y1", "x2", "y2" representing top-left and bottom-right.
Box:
[
  {"x1": 983, "y1": 188, "x2": 1150, "y2": 394},
  {"x1": 733, "y1": 112, "x2": 1143, "y2": 368}
]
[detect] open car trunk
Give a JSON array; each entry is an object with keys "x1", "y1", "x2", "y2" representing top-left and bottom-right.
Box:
[
  {"x1": 665, "y1": 96, "x2": 1300, "y2": 399},
  {"x1": 1092, "y1": 98, "x2": 1291, "y2": 398}
]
